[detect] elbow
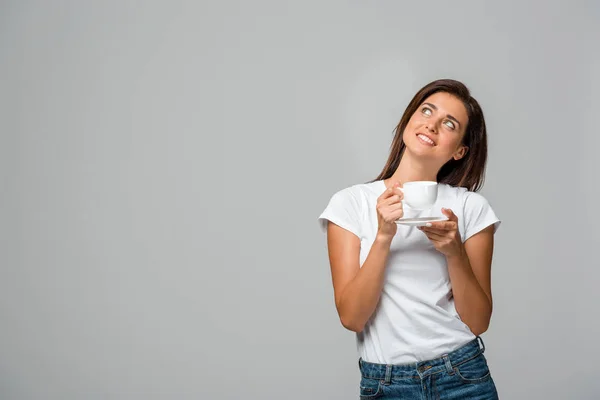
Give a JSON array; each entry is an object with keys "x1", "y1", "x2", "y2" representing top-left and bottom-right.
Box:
[
  {"x1": 335, "y1": 299, "x2": 365, "y2": 333},
  {"x1": 339, "y1": 314, "x2": 364, "y2": 333},
  {"x1": 462, "y1": 302, "x2": 492, "y2": 336},
  {"x1": 470, "y1": 324, "x2": 489, "y2": 336},
  {"x1": 469, "y1": 317, "x2": 491, "y2": 336}
]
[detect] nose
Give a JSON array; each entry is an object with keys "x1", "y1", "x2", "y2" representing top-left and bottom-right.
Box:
[{"x1": 425, "y1": 122, "x2": 437, "y2": 133}]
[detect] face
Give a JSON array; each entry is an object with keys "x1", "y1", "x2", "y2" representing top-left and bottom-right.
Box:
[{"x1": 403, "y1": 92, "x2": 469, "y2": 163}]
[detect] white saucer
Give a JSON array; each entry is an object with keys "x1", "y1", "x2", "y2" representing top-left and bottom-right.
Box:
[{"x1": 395, "y1": 216, "x2": 448, "y2": 226}]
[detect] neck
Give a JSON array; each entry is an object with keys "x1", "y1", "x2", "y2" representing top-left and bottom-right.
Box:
[{"x1": 384, "y1": 152, "x2": 439, "y2": 186}]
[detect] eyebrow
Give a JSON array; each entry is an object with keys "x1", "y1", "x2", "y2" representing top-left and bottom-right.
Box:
[{"x1": 422, "y1": 102, "x2": 462, "y2": 128}]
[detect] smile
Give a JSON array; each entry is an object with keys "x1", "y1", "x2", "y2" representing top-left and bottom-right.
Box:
[{"x1": 417, "y1": 133, "x2": 435, "y2": 146}]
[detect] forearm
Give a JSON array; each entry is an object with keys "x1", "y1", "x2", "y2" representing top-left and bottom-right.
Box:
[
  {"x1": 446, "y1": 247, "x2": 492, "y2": 335},
  {"x1": 338, "y1": 234, "x2": 392, "y2": 332}
]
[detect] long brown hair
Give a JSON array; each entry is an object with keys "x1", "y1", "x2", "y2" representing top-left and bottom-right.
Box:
[{"x1": 373, "y1": 79, "x2": 488, "y2": 192}]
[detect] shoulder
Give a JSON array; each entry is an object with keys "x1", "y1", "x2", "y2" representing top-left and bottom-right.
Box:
[
  {"x1": 439, "y1": 184, "x2": 492, "y2": 208},
  {"x1": 318, "y1": 180, "x2": 382, "y2": 237},
  {"x1": 445, "y1": 185, "x2": 501, "y2": 240},
  {"x1": 327, "y1": 180, "x2": 383, "y2": 206},
  {"x1": 439, "y1": 183, "x2": 469, "y2": 199},
  {"x1": 462, "y1": 190, "x2": 495, "y2": 211}
]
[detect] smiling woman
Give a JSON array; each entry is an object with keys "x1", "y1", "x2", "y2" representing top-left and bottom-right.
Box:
[
  {"x1": 377, "y1": 80, "x2": 488, "y2": 192},
  {"x1": 318, "y1": 79, "x2": 500, "y2": 399}
]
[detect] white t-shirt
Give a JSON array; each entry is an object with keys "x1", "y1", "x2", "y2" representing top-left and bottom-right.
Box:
[{"x1": 318, "y1": 180, "x2": 501, "y2": 364}]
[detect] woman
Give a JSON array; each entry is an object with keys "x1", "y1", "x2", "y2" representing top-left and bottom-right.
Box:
[{"x1": 318, "y1": 79, "x2": 501, "y2": 399}]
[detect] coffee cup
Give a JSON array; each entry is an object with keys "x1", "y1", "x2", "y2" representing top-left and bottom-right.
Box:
[{"x1": 401, "y1": 181, "x2": 438, "y2": 210}]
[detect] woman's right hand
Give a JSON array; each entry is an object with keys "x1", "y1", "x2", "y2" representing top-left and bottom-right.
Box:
[{"x1": 376, "y1": 181, "x2": 404, "y2": 240}]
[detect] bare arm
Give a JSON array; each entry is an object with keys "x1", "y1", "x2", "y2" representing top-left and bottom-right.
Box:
[
  {"x1": 326, "y1": 182, "x2": 403, "y2": 333},
  {"x1": 327, "y1": 224, "x2": 392, "y2": 332},
  {"x1": 446, "y1": 225, "x2": 495, "y2": 335},
  {"x1": 420, "y1": 209, "x2": 495, "y2": 336}
]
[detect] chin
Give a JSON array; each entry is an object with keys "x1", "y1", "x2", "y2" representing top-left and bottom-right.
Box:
[{"x1": 404, "y1": 139, "x2": 436, "y2": 158}]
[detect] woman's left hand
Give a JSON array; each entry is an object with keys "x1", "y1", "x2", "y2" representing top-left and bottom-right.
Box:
[{"x1": 419, "y1": 208, "x2": 464, "y2": 257}]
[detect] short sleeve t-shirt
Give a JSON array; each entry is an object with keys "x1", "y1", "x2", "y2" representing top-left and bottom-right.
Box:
[{"x1": 318, "y1": 180, "x2": 500, "y2": 364}]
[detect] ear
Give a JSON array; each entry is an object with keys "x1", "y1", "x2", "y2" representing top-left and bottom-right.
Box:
[{"x1": 453, "y1": 145, "x2": 469, "y2": 161}]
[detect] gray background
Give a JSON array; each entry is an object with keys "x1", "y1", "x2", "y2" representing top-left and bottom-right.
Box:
[{"x1": 1, "y1": 0, "x2": 599, "y2": 399}]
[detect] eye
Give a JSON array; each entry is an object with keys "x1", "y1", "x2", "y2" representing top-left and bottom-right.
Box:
[
  {"x1": 421, "y1": 107, "x2": 432, "y2": 116},
  {"x1": 444, "y1": 120, "x2": 456, "y2": 130}
]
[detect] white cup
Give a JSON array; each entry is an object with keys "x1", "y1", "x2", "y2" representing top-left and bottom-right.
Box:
[{"x1": 401, "y1": 181, "x2": 438, "y2": 210}]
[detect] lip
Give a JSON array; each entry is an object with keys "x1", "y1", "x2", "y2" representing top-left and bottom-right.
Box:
[{"x1": 416, "y1": 132, "x2": 436, "y2": 146}]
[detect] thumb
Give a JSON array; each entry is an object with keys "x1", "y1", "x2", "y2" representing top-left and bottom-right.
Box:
[{"x1": 441, "y1": 208, "x2": 457, "y2": 221}]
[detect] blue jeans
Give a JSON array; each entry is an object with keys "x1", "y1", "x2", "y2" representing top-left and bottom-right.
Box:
[{"x1": 358, "y1": 337, "x2": 498, "y2": 399}]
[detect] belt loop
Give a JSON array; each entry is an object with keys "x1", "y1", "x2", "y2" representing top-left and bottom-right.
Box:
[
  {"x1": 477, "y1": 336, "x2": 486, "y2": 353},
  {"x1": 442, "y1": 354, "x2": 454, "y2": 375},
  {"x1": 384, "y1": 364, "x2": 393, "y2": 385}
]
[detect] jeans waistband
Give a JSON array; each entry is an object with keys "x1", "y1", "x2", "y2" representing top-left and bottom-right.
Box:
[{"x1": 358, "y1": 336, "x2": 486, "y2": 381}]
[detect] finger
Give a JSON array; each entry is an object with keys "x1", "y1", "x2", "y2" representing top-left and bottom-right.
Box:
[
  {"x1": 383, "y1": 202, "x2": 404, "y2": 212},
  {"x1": 389, "y1": 209, "x2": 404, "y2": 221},
  {"x1": 381, "y1": 203, "x2": 404, "y2": 221},
  {"x1": 378, "y1": 183, "x2": 403, "y2": 200},
  {"x1": 378, "y1": 182, "x2": 404, "y2": 203},
  {"x1": 420, "y1": 227, "x2": 448, "y2": 235},
  {"x1": 422, "y1": 230, "x2": 445, "y2": 241},
  {"x1": 377, "y1": 201, "x2": 401, "y2": 219},
  {"x1": 441, "y1": 208, "x2": 458, "y2": 221},
  {"x1": 393, "y1": 187, "x2": 404, "y2": 199},
  {"x1": 377, "y1": 187, "x2": 396, "y2": 202},
  {"x1": 383, "y1": 208, "x2": 404, "y2": 223},
  {"x1": 428, "y1": 221, "x2": 457, "y2": 231},
  {"x1": 382, "y1": 193, "x2": 403, "y2": 206}
]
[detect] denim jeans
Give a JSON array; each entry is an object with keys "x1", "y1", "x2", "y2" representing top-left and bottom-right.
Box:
[{"x1": 358, "y1": 336, "x2": 498, "y2": 399}]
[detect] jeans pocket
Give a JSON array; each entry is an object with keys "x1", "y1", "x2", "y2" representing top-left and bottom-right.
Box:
[
  {"x1": 359, "y1": 376, "x2": 383, "y2": 399},
  {"x1": 453, "y1": 353, "x2": 492, "y2": 384}
]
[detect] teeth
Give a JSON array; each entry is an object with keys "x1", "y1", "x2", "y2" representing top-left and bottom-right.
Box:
[{"x1": 418, "y1": 134, "x2": 434, "y2": 145}]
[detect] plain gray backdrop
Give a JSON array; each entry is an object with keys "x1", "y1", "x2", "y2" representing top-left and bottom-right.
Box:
[{"x1": 1, "y1": 1, "x2": 599, "y2": 399}]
